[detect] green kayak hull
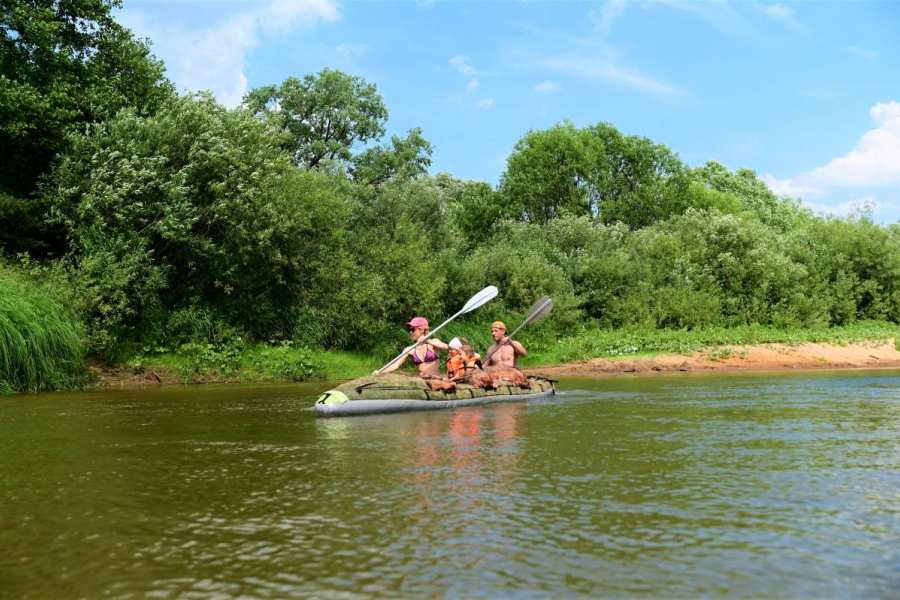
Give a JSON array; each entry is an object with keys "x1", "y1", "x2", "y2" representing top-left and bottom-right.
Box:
[{"x1": 315, "y1": 374, "x2": 555, "y2": 417}]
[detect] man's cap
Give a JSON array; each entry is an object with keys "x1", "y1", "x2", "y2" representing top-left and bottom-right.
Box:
[
  {"x1": 448, "y1": 337, "x2": 463, "y2": 350},
  {"x1": 491, "y1": 321, "x2": 507, "y2": 332},
  {"x1": 405, "y1": 316, "x2": 429, "y2": 329}
]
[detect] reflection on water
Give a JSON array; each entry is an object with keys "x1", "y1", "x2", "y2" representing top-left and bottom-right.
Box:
[
  {"x1": 1, "y1": 371, "x2": 899, "y2": 598},
  {"x1": 401, "y1": 404, "x2": 525, "y2": 541}
]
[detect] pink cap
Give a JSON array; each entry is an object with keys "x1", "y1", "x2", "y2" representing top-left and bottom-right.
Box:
[{"x1": 404, "y1": 316, "x2": 429, "y2": 329}]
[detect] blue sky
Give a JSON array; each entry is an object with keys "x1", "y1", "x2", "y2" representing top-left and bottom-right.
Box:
[{"x1": 119, "y1": 0, "x2": 900, "y2": 223}]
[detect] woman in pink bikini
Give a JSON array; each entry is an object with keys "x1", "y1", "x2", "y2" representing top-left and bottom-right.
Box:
[{"x1": 379, "y1": 316, "x2": 449, "y2": 378}]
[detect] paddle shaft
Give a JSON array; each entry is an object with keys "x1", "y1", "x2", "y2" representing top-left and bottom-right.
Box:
[
  {"x1": 481, "y1": 296, "x2": 552, "y2": 367},
  {"x1": 377, "y1": 307, "x2": 465, "y2": 374},
  {"x1": 376, "y1": 286, "x2": 498, "y2": 374},
  {"x1": 482, "y1": 321, "x2": 528, "y2": 366}
]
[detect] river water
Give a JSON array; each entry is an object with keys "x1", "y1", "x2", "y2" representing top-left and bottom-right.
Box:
[{"x1": 1, "y1": 370, "x2": 898, "y2": 599}]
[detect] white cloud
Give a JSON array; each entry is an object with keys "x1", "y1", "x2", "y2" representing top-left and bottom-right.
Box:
[
  {"x1": 119, "y1": 0, "x2": 341, "y2": 108},
  {"x1": 451, "y1": 56, "x2": 476, "y2": 75},
  {"x1": 449, "y1": 55, "x2": 480, "y2": 76},
  {"x1": 756, "y1": 3, "x2": 809, "y2": 35},
  {"x1": 805, "y1": 101, "x2": 900, "y2": 188},
  {"x1": 533, "y1": 81, "x2": 560, "y2": 94},
  {"x1": 589, "y1": 0, "x2": 628, "y2": 34},
  {"x1": 474, "y1": 98, "x2": 494, "y2": 109},
  {"x1": 846, "y1": 46, "x2": 877, "y2": 60},
  {"x1": 759, "y1": 173, "x2": 822, "y2": 198},
  {"x1": 761, "y1": 101, "x2": 900, "y2": 207},
  {"x1": 801, "y1": 196, "x2": 888, "y2": 219},
  {"x1": 648, "y1": 0, "x2": 758, "y2": 40},
  {"x1": 467, "y1": 78, "x2": 480, "y2": 91},
  {"x1": 256, "y1": 0, "x2": 340, "y2": 34},
  {"x1": 540, "y1": 55, "x2": 684, "y2": 96}
]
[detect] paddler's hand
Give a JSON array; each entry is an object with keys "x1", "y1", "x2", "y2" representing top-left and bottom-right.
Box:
[
  {"x1": 501, "y1": 336, "x2": 511, "y2": 346},
  {"x1": 416, "y1": 335, "x2": 428, "y2": 344}
]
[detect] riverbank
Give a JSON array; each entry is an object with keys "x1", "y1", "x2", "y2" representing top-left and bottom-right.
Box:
[
  {"x1": 88, "y1": 337, "x2": 900, "y2": 389},
  {"x1": 531, "y1": 338, "x2": 900, "y2": 378}
]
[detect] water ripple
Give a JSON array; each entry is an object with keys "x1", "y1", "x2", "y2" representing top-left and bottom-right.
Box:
[{"x1": 0, "y1": 372, "x2": 898, "y2": 598}]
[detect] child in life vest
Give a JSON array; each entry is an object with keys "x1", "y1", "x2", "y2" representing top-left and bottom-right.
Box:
[
  {"x1": 447, "y1": 341, "x2": 482, "y2": 379},
  {"x1": 447, "y1": 338, "x2": 481, "y2": 379},
  {"x1": 446, "y1": 337, "x2": 464, "y2": 378}
]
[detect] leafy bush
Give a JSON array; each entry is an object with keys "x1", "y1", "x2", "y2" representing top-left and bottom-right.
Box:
[
  {"x1": 177, "y1": 340, "x2": 245, "y2": 382},
  {"x1": 15, "y1": 74, "x2": 898, "y2": 372},
  {"x1": 801, "y1": 214, "x2": 900, "y2": 323},
  {"x1": 44, "y1": 93, "x2": 371, "y2": 351},
  {"x1": 248, "y1": 342, "x2": 325, "y2": 381}
]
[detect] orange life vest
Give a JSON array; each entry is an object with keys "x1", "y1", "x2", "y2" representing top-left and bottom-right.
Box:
[{"x1": 447, "y1": 353, "x2": 481, "y2": 378}]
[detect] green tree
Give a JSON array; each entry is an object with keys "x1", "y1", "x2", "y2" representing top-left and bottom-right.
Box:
[
  {"x1": 500, "y1": 121, "x2": 691, "y2": 228},
  {"x1": 426, "y1": 173, "x2": 514, "y2": 247},
  {"x1": 351, "y1": 127, "x2": 433, "y2": 185},
  {"x1": 0, "y1": 0, "x2": 173, "y2": 197},
  {"x1": 691, "y1": 161, "x2": 801, "y2": 230},
  {"x1": 0, "y1": 0, "x2": 173, "y2": 257},
  {"x1": 44, "y1": 93, "x2": 358, "y2": 349},
  {"x1": 586, "y1": 123, "x2": 691, "y2": 229},
  {"x1": 500, "y1": 122, "x2": 599, "y2": 224},
  {"x1": 244, "y1": 69, "x2": 388, "y2": 169},
  {"x1": 343, "y1": 178, "x2": 450, "y2": 349}
]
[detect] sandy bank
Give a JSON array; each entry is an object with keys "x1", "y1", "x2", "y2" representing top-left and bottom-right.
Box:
[{"x1": 531, "y1": 339, "x2": 900, "y2": 378}]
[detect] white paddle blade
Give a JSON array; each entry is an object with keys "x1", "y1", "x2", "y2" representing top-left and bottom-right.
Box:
[
  {"x1": 460, "y1": 285, "x2": 499, "y2": 314},
  {"x1": 524, "y1": 296, "x2": 553, "y2": 325}
]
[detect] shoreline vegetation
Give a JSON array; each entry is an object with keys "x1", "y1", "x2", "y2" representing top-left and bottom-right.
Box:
[
  {"x1": 84, "y1": 323, "x2": 900, "y2": 390},
  {"x1": 2, "y1": 3, "x2": 898, "y2": 394}
]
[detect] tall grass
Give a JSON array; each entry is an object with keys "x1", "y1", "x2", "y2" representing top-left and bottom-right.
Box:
[{"x1": 0, "y1": 268, "x2": 84, "y2": 393}]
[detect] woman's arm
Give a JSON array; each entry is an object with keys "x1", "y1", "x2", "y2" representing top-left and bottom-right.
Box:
[
  {"x1": 424, "y1": 336, "x2": 449, "y2": 351},
  {"x1": 376, "y1": 351, "x2": 409, "y2": 375}
]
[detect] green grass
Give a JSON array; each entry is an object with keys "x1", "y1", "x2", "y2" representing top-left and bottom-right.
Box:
[
  {"x1": 133, "y1": 341, "x2": 325, "y2": 384},
  {"x1": 524, "y1": 320, "x2": 900, "y2": 366},
  {"x1": 95, "y1": 319, "x2": 900, "y2": 387},
  {"x1": 309, "y1": 349, "x2": 380, "y2": 380},
  {"x1": 0, "y1": 267, "x2": 84, "y2": 393}
]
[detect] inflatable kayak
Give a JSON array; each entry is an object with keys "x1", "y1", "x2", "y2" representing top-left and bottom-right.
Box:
[{"x1": 315, "y1": 374, "x2": 555, "y2": 417}]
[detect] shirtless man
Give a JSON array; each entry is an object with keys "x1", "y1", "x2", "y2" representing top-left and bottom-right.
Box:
[{"x1": 483, "y1": 321, "x2": 527, "y2": 368}]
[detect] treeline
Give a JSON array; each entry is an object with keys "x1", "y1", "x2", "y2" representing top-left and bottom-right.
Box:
[{"x1": 2, "y1": 1, "x2": 899, "y2": 391}]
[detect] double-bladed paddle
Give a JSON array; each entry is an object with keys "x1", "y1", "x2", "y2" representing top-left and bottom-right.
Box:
[{"x1": 376, "y1": 285, "x2": 499, "y2": 374}]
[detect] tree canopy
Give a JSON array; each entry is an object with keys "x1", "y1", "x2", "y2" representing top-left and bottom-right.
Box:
[
  {"x1": 0, "y1": 4, "x2": 896, "y2": 372},
  {"x1": 243, "y1": 69, "x2": 389, "y2": 169},
  {"x1": 351, "y1": 127, "x2": 433, "y2": 185},
  {"x1": 0, "y1": 0, "x2": 173, "y2": 197},
  {"x1": 499, "y1": 121, "x2": 692, "y2": 229}
]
